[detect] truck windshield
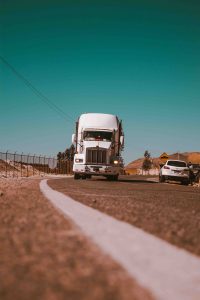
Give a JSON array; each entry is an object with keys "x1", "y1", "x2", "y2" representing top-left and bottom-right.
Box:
[
  {"x1": 167, "y1": 161, "x2": 187, "y2": 167},
  {"x1": 83, "y1": 131, "x2": 112, "y2": 141}
]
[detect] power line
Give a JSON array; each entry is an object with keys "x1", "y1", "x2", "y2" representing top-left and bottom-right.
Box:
[{"x1": 0, "y1": 55, "x2": 74, "y2": 122}]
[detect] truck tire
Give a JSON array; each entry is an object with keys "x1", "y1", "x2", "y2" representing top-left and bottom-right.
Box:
[
  {"x1": 113, "y1": 175, "x2": 119, "y2": 181},
  {"x1": 107, "y1": 175, "x2": 118, "y2": 181},
  {"x1": 74, "y1": 173, "x2": 80, "y2": 180}
]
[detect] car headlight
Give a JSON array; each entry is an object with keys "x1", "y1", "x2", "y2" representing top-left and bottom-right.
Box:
[
  {"x1": 114, "y1": 160, "x2": 119, "y2": 164},
  {"x1": 75, "y1": 158, "x2": 83, "y2": 163}
]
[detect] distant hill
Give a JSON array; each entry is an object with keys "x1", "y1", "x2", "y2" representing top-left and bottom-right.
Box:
[{"x1": 125, "y1": 152, "x2": 200, "y2": 170}]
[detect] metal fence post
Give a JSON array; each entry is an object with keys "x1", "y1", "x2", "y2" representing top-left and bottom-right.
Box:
[
  {"x1": 21, "y1": 152, "x2": 23, "y2": 177},
  {"x1": 14, "y1": 151, "x2": 17, "y2": 178},
  {"x1": 43, "y1": 156, "x2": 45, "y2": 175},
  {"x1": 39, "y1": 155, "x2": 41, "y2": 176},
  {"x1": 33, "y1": 155, "x2": 35, "y2": 176},
  {"x1": 47, "y1": 157, "x2": 50, "y2": 174},
  {"x1": 55, "y1": 158, "x2": 58, "y2": 175},
  {"x1": 27, "y1": 154, "x2": 29, "y2": 177},
  {"x1": 5, "y1": 150, "x2": 8, "y2": 178}
]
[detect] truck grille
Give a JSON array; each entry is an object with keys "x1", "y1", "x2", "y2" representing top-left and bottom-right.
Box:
[{"x1": 86, "y1": 148, "x2": 107, "y2": 165}]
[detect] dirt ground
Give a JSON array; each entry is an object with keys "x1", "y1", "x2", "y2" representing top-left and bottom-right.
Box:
[
  {"x1": 0, "y1": 177, "x2": 154, "y2": 300},
  {"x1": 48, "y1": 175, "x2": 200, "y2": 257}
]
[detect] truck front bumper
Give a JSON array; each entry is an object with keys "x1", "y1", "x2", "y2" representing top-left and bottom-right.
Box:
[{"x1": 73, "y1": 164, "x2": 121, "y2": 176}]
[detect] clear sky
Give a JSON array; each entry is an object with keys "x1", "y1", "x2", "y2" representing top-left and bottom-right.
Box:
[{"x1": 0, "y1": 0, "x2": 200, "y2": 163}]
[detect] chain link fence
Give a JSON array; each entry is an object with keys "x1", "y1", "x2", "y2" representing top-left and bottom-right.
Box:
[{"x1": 0, "y1": 151, "x2": 73, "y2": 178}]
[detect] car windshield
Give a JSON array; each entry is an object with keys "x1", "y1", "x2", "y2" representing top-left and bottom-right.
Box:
[
  {"x1": 167, "y1": 161, "x2": 187, "y2": 167},
  {"x1": 83, "y1": 131, "x2": 112, "y2": 141}
]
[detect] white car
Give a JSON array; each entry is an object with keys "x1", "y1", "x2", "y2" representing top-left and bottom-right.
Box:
[{"x1": 159, "y1": 160, "x2": 189, "y2": 185}]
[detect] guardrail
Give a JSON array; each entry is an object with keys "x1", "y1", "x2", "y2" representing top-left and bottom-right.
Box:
[{"x1": 0, "y1": 151, "x2": 73, "y2": 178}]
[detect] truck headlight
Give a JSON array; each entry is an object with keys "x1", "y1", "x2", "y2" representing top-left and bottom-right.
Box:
[{"x1": 75, "y1": 158, "x2": 83, "y2": 163}]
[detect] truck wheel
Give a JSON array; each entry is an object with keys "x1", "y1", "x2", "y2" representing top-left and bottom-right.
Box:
[
  {"x1": 74, "y1": 173, "x2": 80, "y2": 180},
  {"x1": 107, "y1": 175, "x2": 118, "y2": 181},
  {"x1": 113, "y1": 175, "x2": 119, "y2": 181}
]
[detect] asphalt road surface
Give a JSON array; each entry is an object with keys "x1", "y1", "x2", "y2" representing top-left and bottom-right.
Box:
[
  {"x1": 1, "y1": 176, "x2": 200, "y2": 300},
  {"x1": 48, "y1": 175, "x2": 200, "y2": 257}
]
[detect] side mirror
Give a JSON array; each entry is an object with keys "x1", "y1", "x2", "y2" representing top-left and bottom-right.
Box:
[
  {"x1": 72, "y1": 133, "x2": 76, "y2": 144},
  {"x1": 120, "y1": 135, "x2": 124, "y2": 146}
]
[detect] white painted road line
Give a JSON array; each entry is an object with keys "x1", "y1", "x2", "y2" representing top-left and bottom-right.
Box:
[{"x1": 40, "y1": 179, "x2": 200, "y2": 300}]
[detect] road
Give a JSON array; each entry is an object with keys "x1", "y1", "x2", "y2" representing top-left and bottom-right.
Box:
[
  {"x1": 48, "y1": 175, "x2": 200, "y2": 256},
  {"x1": 1, "y1": 176, "x2": 200, "y2": 300},
  {"x1": 0, "y1": 177, "x2": 154, "y2": 300},
  {"x1": 43, "y1": 176, "x2": 200, "y2": 300}
]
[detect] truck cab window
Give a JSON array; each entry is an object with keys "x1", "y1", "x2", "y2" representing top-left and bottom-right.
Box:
[{"x1": 83, "y1": 131, "x2": 112, "y2": 141}]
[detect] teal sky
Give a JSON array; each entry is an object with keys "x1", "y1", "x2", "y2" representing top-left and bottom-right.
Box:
[{"x1": 1, "y1": 0, "x2": 200, "y2": 163}]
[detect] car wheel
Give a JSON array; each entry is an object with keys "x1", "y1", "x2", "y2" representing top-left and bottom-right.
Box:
[
  {"x1": 181, "y1": 180, "x2": 189, "y2": 186},
  {"x1": 159, "y1": 175, "x2": 165, "y2": 183}
]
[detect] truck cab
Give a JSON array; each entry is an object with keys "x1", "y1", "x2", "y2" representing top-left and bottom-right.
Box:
[{"x1": 72, "y1": 113, "x2": 124, "y2": 180}]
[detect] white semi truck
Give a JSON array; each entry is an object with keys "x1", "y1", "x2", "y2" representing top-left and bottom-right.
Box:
[{"x1": 72, "y1": 113, "x2": 124, "y2": 180}]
